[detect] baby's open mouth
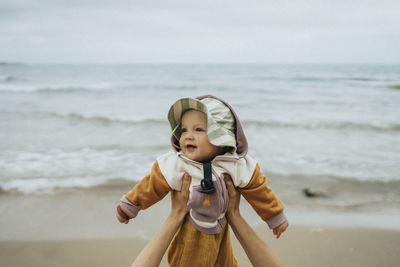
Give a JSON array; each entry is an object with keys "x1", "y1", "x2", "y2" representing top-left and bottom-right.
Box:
[{"x1": 186, "y1": 144, "x2": 197, "y2": 151}]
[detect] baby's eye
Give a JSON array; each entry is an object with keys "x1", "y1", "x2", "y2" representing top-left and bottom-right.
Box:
[
  {"x1": 181, "y1": 128, "x2": 188, "y2": 133},
  {"x1": 196, "y1": 128, "x2": 205, "y2": 132}
]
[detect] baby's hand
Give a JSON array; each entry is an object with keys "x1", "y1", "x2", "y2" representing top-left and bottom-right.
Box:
[
  {"x1": 116, "y1": 203, "x2": 130, "y2": 224},
  {"x1": 272, "y1": 221, "x2": 288, "y2": 239}
]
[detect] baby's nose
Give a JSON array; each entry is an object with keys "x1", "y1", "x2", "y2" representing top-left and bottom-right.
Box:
[{"x1": 185, "y1": 131, "x2": 195, "y2": 139}]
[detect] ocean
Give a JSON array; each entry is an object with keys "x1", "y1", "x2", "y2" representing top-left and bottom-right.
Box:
[{"x1": 1, "y1": 63, "x2": 399, "y2": 230}]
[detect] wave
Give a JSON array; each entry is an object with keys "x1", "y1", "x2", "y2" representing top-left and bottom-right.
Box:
[
  {"x1": 291, "y1": 76, "x2": 379, "y2": 82},
  {"x1": 1, "y1": 110, "x2": 166, "y2": 127},
  {"x1": 1, "y1": 146, "x2": 398, "y2": 195},
  {"x1": 63, "y1": 112, "x2": 165, "y2": 126},
  {"x1": 3, "y1": 109, "x2": 398, "y2": 132},
  {"x1": 388, "y1": 85, "x2": 400, "y2": 90},
  {"x1": 291, "y1": 77, "x2": 333, "y2": 82},
  {"x1": 2, "y1": 168, "x2": 399, "y2": 195},
  {"x1": 72, "y1": 144, "x2": 170, "y2": 152},
  {"x1": 250, "y1": 76, "x2": 339, "y2": 82},
  {"x1": 243, "y1": 120, "x2": 400, "y2": 132},
  {"x1": 250, "y1": 75, "x2": 380, "y2": 82},
  {"x1": 0, "y1": 85, "x2": 111, "y2": 94},
  {"x1": 35, "y1": 87, "x2": 96, "y2": 94},
  {"x1": 0, "y1": 176, "x2": 136, "y2": 194},
  {"x1": 0, "y1": 75, "x2": 20, "y2": 83},
  {"x1": 345, "y1": 77, "x2": 376, "y2": 82},
  {"x1": 270, "y1": 170, "x2": 400, "y2": 183}
]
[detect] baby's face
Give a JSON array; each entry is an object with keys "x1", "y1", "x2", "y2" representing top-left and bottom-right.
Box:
[{"x1": 179, "y1": 109, "x2": 223, "y2": 162}]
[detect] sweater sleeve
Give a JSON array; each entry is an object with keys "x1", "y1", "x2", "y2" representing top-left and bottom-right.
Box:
[
  {"x1": 239, "y1": 164, "x2": 287, "y2": 229},
  {"x1": 119, "y1": 161, "x2": 171, "y2": 219}
]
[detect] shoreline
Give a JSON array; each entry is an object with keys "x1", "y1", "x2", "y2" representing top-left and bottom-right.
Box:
[
  {"x1": 1, "y1": 186, "x2": 399, "y2": 242},
  {"x1": 1, "y1": 226, "x2": 399, "y2": 267}
]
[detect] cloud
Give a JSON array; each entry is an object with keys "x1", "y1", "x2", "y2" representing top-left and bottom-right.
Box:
[{"x1": 1, "y1": 0, "x2": 399, "y2": 63}]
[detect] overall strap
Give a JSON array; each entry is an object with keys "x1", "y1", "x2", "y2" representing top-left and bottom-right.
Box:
[{"x1": 199, "y1": 161, "x2": 215, "y2": 194}]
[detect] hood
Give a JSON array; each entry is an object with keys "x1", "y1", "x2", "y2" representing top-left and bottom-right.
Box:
[{"x1": 170, "y1": 94, "x2": 248, "y2": 159}]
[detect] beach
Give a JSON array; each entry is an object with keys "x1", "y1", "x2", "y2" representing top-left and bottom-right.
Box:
[
  {"x1": 1, "y1": 63, "x2": 400, "y2": 266},
  {"x1": 1, "y1": 187, "x2": 400, "y2": 267}
]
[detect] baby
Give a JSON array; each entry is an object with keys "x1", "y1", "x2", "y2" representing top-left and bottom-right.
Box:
[{"x1": 116, "y1": 95, "x2": 288, "y2": 266}]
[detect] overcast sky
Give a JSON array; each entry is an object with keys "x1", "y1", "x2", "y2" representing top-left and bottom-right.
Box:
[{"x1": 1, "y1": 0, "x2": 399, "y2": 64}]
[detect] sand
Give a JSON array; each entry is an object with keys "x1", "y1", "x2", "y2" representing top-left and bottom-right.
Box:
[
  {"x1": 1, "y1": 226, "x2": 400, "y2": 267},
  {"x1": 1, "y1": 187, "x2": 399, "y2": 266}
]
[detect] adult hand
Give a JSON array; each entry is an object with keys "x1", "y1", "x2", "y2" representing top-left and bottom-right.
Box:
[
  {"x1": 170, "y1": 173, "x2": 191, "y2": 219},
  {"x1": 131, "y1": 173, "x2": 191, "y2": 267},
  {"x1": 223, "y1": 173, "x2": 283, "y2": 267},
  {"x1": 224, "y1": 173, "x2": 241, "y2": 219}
]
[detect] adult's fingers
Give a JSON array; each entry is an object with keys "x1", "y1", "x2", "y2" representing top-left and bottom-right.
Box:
[
  {"x1": 181, "y1": 173, "x2": 191, "y2": 193},
  {"x1": 224, "y1": 174, "x2": 237, "y2": 197}
]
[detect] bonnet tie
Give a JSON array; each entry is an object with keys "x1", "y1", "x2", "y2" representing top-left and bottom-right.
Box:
[{"x1": 199, "y1": 161, "x2": 215, "y2": 194}]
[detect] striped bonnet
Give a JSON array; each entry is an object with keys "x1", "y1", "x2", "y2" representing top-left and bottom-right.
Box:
[{"x1": 168, "y1": 97, "x2": 236, "y2": 151}]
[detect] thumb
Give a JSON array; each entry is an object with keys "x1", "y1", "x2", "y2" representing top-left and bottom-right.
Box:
[
  {"x1": 181, "y1": 173, "x2": 191, "y2": 192},
  {"x1": 224, "y1": 174, "x2": 236, "y2": 197}
]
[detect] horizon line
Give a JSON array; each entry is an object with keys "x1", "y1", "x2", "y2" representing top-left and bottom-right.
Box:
[{"x1": 2, "y1": 61, "x2": 400, "y2": 66}]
